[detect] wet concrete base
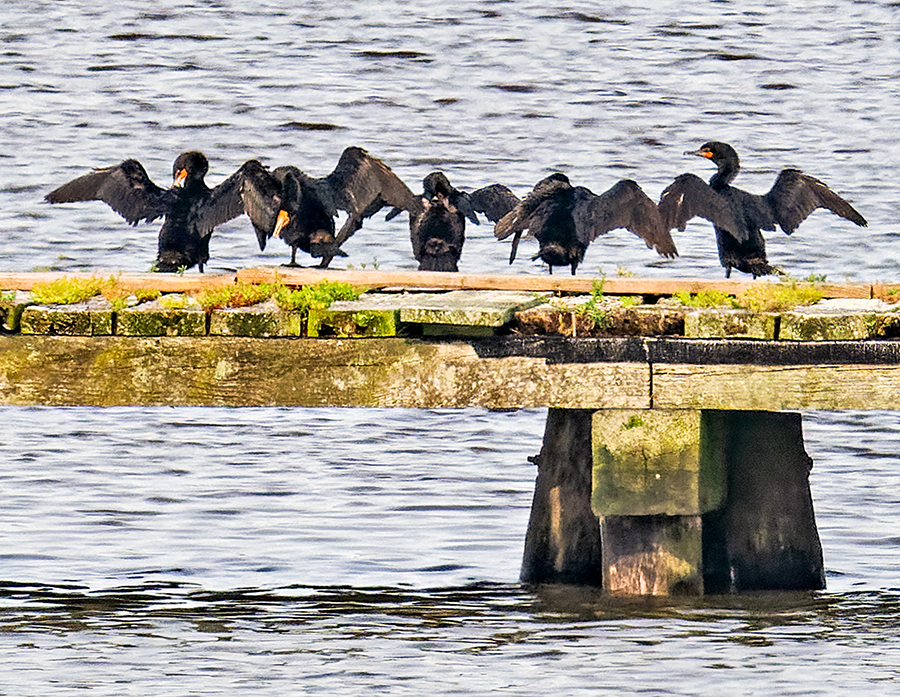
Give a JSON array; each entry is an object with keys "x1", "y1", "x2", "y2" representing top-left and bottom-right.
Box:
[{"x1": 521, "y1": 408, "x2": 824, "y2": 594}]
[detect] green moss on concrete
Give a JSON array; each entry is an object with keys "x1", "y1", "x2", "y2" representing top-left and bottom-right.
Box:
[
  {"x1": 399, "y1": 290, "x2": 546, "y2": 327},
  {"x1": 307, "y1": 307, "x2": 399, "y2": 338},
  {"x1": 780, "y1": 312, "x2": 875, "y2": 341},
  {"x1": 117, "y1": 301, "x2": 207, "y2": 337},
  {"x1": 685, "y1": 309, "x2": 778, "y2": 339},
  {"x1": 20, "y1": 298, "x2": 114, "y2": 336},
  {"x1": 209, "y1": 301, "x2": 282, "y2": 337},
  {"x1": 592, "y1": 409, "x2": 725, "y2": 517},
  {"x1": 0, "y1": 291, "x2": 31, "y2": 332},
  {"x1": 280, "y1": 312, "x2": 305, "y2": 336}
]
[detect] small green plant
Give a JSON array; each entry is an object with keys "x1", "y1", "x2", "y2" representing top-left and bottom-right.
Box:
[
  {"x1": 195, "y1": 282, "x2": 278, "y2": 310},
  {"x1": 352, "y1": 310, "x2": 377, "y2": 328},
  {"x1": 616, "y1": 266, "x2": 634, "y2": 277},
  {"x1": 737, "y1": 280, "x2": 823, "y2": 313},
  {"x1": 576, "y1": 279, "x2": 609, "y2": 329},
  {"x1": 1, "y1": 291, "x2": 15, "y2": 303},
  {"x1": 100, "y1": 282, "x2": 161, "y2": 311},
  {"x1": 623, "y1": 415, "x2": 644, "y2": 429},
  {"x1": 133, "y1": 288, "x2": 162, "y2": 304},
  {"x1": 672, "y1": 289, "x2": 740, "y2": 308},
  {"x1": 620, "y1": 296, "x2": 641, "y2": 307},
  {"x1": 273, "y1": 280, "x2": 363, "y2": 313},
  {"x1": 805, "y1": 273, "x2": 827, "y2": 283},
  {"x1": 349, "y1": 258, "x2": 381, "y2": 270},
  {"x1": 30, "y1": 276, "x2": 104, "y2": 305}
]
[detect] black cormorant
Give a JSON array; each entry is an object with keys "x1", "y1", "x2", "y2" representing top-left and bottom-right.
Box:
[
  {"x1": 45, "y1": 151, "x2": 256, "y2": 272},
  {"x1": 239, "y1": 162, "x2": 346, "y2": 266},
  {"x1": 494, "y1": 173, "x2": 676, "y2": 275},
  {"x1": 657, "y1": 141, "x2": 868, "y2": 277},
  {"x1": 399, "y1": 171, "x2": 519, "y2": 272},
  {"x1": 241, "y1": 146, "x2": 422, "y2": 268}
]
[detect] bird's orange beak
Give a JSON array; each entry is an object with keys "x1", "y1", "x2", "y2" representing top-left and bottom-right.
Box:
[
  {"x1": 685, "y1": 148, "x2": 713, "y2": 159},
  {"x1": 273, "y1": 210, "x2": 290, "y2": 238},
  {"x1": 173, "y1": 168, "x2": 188, "y2": 187}
]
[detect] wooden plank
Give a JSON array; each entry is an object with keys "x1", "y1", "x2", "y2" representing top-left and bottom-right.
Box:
[
  {"x1": 235, "y1": 266, "x2": 874, "y2": 298},
  {"x1": 0, "y1": 268, "x2": 877, "y2": 299},
  {"x1": 0, "y1": 336, "x2": 650, "y2": 409},
  {"x1": 653, "y1": 362, "x2": 900, "y2": 411},
  {"x1": 648, "y1": 337, "x2": 900, "y2": 365},
  {"x1": 0, "y1": 271, "x2": 236, "y2": 292}
]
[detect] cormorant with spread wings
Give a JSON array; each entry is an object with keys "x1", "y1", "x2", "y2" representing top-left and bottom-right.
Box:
[
  {"x1": 240, "y1": 146, "x2": 424, "y2": 268},
  {"x1": 494, "y1": 173, "x2": 676, "y2": 275},
  {"x1": 45, "y1": 151, "x2": 255, "y2": 272},
  {"x1": 398, "y1": 171, "x2": 519, "y2": 271},
  {"x1": 657, "y1": 141, "x2": 867, "y2": 277}
]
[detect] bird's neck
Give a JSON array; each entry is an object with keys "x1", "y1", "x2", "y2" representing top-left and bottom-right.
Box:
[
  {"x1": 179, "y1": 179, "x2": 208, "y2": 195},
  {"x1": 709, "y1": 159, "x2": 739, "y2": 190}
]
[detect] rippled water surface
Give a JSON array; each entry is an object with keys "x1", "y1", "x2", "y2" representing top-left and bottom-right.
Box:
[
  {"x1": 1, "y1": 407, "x2": 899, "y2": 695},
  {"x1": 2, "y1": 2, "x2": 900, "y2": 695}
]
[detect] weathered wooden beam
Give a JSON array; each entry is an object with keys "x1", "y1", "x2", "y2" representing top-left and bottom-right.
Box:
[
  {"x1": 591, "y1": 410, "x2": 725, "y2": 517},
  {"x1": 591, "y1": 410, "x2": 725, "y2": 595},
  {"x1": 521, "y1": 409, "x2": 602, "y2": 585},
  {"x1": 701, "y1": 411, "x2": 825, "y2": 592},
  {"x1": 601, "y1": 515, "x2": 704, "y2": 595},
  {"x1": 234, "y1": 267, "x2": 874, "y2": 298},
  {"x1": 0, "y1": 271, "x2": 236, "y2": 292},
  {"x1": 653, "y1": 363, "x2": 900, "y2": 411},
  {"x1": 0, "y1": 336, "x2": 650, "y2": 409}
]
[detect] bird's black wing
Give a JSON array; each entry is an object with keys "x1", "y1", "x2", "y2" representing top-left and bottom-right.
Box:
[
  {"x1": 325, "y1": 147, "x2": 424, "y2": 247},
  {"x1": 238, "y1": 161, "x2": 285, "y2": 251},
  {"x1": 658, "y1": 173, "x2": 745, "y2": 241},
  {"x1": 572, "y1": 180, "x2": 678, "y2": 258},
  {"x1": 45, "y1": 159, "x2": 171, "y2": 225},
  {"x1": 467, "y1": 184, "x2": 520, "y2": 223},
  {"x1": 494, "y1": 179, "x2": 565, "y2": 264},
  {"x1": 452, "y1": 191, "x2": 481, "y2": 225},
  {"x1": 193, "y1": 159, "x2": 259, "y2": 238},
  {"x1": 767, "y1": 168, "x2": 867, "y2": 235}
]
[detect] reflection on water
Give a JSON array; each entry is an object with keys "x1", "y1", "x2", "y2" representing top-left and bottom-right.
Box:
[{"x1": 1, "y1": 580, "x2": 899, "y2": 694}]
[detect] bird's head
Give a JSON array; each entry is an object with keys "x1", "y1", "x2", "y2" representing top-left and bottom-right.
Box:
[
  {"x1": 423, "y1": 171, "x2": 452, "y2": 198},
  {"x1": 172, "y1": 151, "x2": 209, "y2": 188},
  {"x1": 545, "y1": 172, "x2": 570, "y2": 185},
  {"x1": 684, "y1": 142, "x2": 739, "y2": 166}
]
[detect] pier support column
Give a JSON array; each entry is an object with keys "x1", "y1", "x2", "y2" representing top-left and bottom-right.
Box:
[
  {"x1": 702, "y1": 411, "x2": 825, "y2": 593},
  {"x1": 520, "y1": 408, "x2": 602, "y2": 585},
  {"x1": 523, "y1": 408, "x2": 824, "y2": 594},
  {"x1": 591, "y1": 410, "x2": 725, "y2": 595}
]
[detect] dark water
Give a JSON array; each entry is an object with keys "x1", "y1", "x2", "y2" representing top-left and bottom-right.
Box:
[
  {"x1": 2, "y1": 2, "x2": 900, "y2": 694},
  {"x1": 1, "y1": 407, "x2": 900, "y2": 695}
]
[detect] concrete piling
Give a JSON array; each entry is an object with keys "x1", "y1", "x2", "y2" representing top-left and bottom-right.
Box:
[{"x1": 522, "y1": 408, "x2": 825, "y2": 595}]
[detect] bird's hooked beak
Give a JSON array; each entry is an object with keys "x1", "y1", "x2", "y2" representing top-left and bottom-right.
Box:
[
  {"x1": 273, "y1": 210, "x2": 290, "y2": 238},
  {"x1": 685, "y1": 148, "x2": 713, "y2": 159},
  {"x1": 173, "y1": 168, "x2": 188, "y2": 188}
]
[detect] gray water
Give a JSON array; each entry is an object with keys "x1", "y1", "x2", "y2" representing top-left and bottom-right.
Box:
[{"x1": 2, "y1": 2, "x2": 900, "y2": 695}]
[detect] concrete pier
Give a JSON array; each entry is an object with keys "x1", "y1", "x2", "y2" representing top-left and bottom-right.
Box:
[{"x1": 0, "y1": 269, "x2": 895, "y2": 594}]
